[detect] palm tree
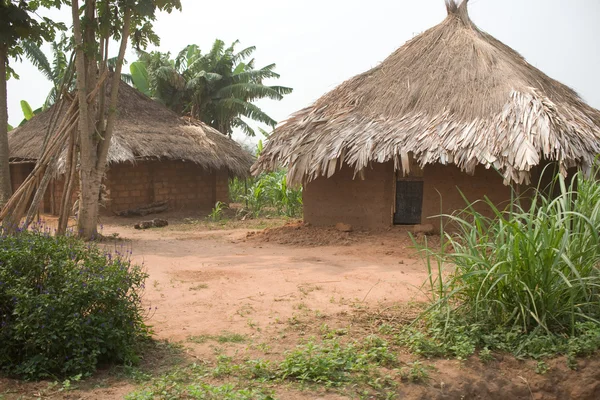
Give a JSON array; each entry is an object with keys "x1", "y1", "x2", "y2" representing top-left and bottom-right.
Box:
[
  {"x1": 136, "y1": 40, "x2": 292, "y2": 136},
  {"x1": 22, "y1": 36, "x2": 131, "y2": 112},
  {"x1": 21, "y1": 35, "x2": 72, "y2": 110}
]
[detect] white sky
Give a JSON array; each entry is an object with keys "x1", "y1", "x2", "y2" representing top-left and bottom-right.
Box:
[{"x1": 7, "y1": 0, "x2": 600, "y2": 147}]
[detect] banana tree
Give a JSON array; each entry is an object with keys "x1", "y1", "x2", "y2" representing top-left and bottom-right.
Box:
[
  {"x1": 17, "y1": 100, "x2": 42, "y2": 126},
  {"x1": 136, "y1": 40, "x2": 292, "y2": 136}
]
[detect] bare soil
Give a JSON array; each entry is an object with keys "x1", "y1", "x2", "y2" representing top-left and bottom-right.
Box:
[{"x1": 1, "y1": 214, "x2": 599, "y2": 399}]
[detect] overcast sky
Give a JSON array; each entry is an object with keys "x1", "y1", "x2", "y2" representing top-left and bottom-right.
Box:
[{"x1": 6, "y1": 0, "x2": 600, "y2": 147}]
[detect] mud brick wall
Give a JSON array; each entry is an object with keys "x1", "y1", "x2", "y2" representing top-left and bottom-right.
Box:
[
  {"x1": 215, "y1": 169, "x2": 229, "y2": 203},
  {"x1": 303, "y1": 162, "x2": 395, "y2": 229},
  {"x1": 302, "y1": 161, "x2": 514, "y2": 230},
  {"x1": 104, "y1": 160, "x2": 229, "y2": 214},
  {"x1": 10, "y1": 160, "x2": 232, "y2": 216},
  {"x1": 421, "y1": 164, "x2": 512, "y2": 229},
  {"x1": 9, "y1": 163, "x2": 34, "y2": 194}
]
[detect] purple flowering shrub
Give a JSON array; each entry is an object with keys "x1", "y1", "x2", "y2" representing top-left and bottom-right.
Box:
[{"x1": 0, "y1": 230, "x2": 149, "y2": 379}]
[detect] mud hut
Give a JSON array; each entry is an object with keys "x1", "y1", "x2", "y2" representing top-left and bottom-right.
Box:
[
  {"x1": 9, "y1": 81, "x2": 254, "y2": 215},
  {"x1": 253, "y1": 0, "x2": 600, "y2": 229}
]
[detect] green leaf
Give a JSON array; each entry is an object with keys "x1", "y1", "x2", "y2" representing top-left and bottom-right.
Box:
[
  {"x1": 20, "y1": 100, "x2": 34, "y2": 121},
  {"x1": 7, "y1": 123, "x2": 14, "y2": 132},
  {"x1": 130, "y1": 62, "x2": 151, "y2": 96}
]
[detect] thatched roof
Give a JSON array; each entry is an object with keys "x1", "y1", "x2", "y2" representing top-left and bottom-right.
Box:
[
  {"x1": 253, "y1": 0, "x2": 600, "y2": 185},
  {"x1": 9, "y1": 80, "x2": 254, "y2": 177}
]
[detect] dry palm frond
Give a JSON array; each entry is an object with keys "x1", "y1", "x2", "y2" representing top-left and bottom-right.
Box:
[{"x1": 253, "y1": 0, "x2": 600, "y2": 185}]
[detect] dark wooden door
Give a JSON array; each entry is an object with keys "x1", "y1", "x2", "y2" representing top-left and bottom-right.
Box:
[{"x1": 394, "y1": 181, "x2": 423, "y2": 224}]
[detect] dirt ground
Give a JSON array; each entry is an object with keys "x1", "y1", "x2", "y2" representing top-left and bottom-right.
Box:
[{"x1": 1, "y1": 215, "x2": 599, "y2": 399}]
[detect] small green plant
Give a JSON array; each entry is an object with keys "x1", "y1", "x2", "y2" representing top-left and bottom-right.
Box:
[
  {"x1": 208, "y1": 201, "x2": 228, "y2": 222},
  {"x1": 535, "y1": 360, "x2": 550, "y2": 375},
  {"x1": 189, "y1": 283, "x2": 209, "y2": 291},
  {"x1": 0, "y1": 229, "x2": 149, "y2": 379},
  {"x1": 479, "y1": 348, "x2": 494, "y2": 363},
  {"x1": 400, "y1": 361, "x2": 430, "y2": 383}
]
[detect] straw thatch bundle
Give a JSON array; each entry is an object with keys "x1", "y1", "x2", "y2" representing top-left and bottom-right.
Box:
[
  {"x1": 9, "y1": 80, "x2": 254, "y2": 176},
  {"x1": 253, "y1": 0, "x2": 600, "y2": 185}
]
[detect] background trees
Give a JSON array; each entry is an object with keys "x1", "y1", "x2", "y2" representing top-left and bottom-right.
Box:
[{"x1": 134, "y1": 40, "x2": 292, "y2": 136}]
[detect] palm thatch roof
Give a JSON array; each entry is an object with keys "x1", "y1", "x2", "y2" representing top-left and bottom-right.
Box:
[
  {"x1": 9, "y1": 80, "x2": 254, "y2": 177},
  {"x1": 253, "y1": 0, "x2": 600, "y2": 185}
]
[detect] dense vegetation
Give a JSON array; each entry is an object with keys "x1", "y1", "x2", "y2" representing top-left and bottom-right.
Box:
[
  {"x1": 402, "y1": 168, "x2": 600, "y2": 364},
  {"x1": 0, "y1": 228, "x2": 149, "y2": 379},
  {"x1": 131, "y1": 39, "x2": 292, "y2": 136},
  {"x1": 229, "y1": 170, "x2": 302, "y2": 219}
]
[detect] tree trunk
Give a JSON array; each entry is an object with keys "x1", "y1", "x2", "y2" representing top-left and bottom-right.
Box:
[
  {"x1": 77, "y1": 169, "x2": 101, "y2": 239},
  {"x1": 0, "y1": 44, "x2": 12, "y2": 209},
  {"x1": 72, "y1": 0, "x2": 131, "y2": 240}
]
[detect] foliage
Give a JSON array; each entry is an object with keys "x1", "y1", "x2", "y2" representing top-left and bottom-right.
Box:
[
  {"x1": 21, "y1": 34, "x2": 73, "y2": 110},
  {"x1": 399, "y1": 361, "x2": 430, "y2": 383},
  {"x1": 402, "y1": 167, "x2": 600, "y2": 364},
  {"x1": 207, "y1": 201, "x2": 228, "y2": 222},
  {"x1": 126, "y1": 336, "x2": 399, "y2": 399},
  {"x1": 17, "y1": 99, "x2": 41, "y2": 126},
  {"x1": 0, "y1": 228, "x2": 150, "y2": 379},
  {"x1": 279, "y1": 336, "x2": 398, "y2": 386},
  {"x1": 0, "y1": 0, "x2": 65, "y2": 77},
  {"x1": 230, "y1": 171, "x2": 302, "y2": 218},
  {"x1": 130, "y1": 60, "x2": 151, "y2": 97},
  {"x1": 134, "y1": 40, "x2": 292, "y2": 136},
  {"x1": 125, "y1": 364, "x2": 275, "y2": 400}
]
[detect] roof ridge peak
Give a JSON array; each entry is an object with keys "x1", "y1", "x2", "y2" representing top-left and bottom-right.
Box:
[{"x1": 445, "y1": 0, "x2": 471, "y2": 25}]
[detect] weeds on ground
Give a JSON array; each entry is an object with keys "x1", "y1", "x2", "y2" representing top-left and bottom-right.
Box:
[
  {"x1": 187, "y1": 332, "x2": 246, "y2": 345},
  {"x1": 126, "y1": 335, "x2": 409, "y2": 399},
  {"x1": 125, "y1": 363, "x2": 276, "y2": 400}
]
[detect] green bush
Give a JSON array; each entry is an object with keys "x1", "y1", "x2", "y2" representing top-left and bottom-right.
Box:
[
  {"x1": 405, "y1": 168, "x2": 600, "y2": 362},
  {"x1": 0, "y1": 229, "x2": 149, "y2": 379}
]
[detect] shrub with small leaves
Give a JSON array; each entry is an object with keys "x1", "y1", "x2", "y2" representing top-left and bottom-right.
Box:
[{"x1": 0, "y1": 229, "x2": 149, "y2": 379}]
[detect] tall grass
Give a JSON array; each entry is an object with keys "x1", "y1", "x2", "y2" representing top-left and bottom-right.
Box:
[{"x1": 404, "y1": 167, "x2": 600, "y2": 360}]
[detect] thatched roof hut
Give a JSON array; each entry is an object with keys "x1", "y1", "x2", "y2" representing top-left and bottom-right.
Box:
[
  {"x1": 253, "y1": 0, "x2": 600, "y2": 186},
  {"x1": 9, "y1": 80, "x2": 254, "y2": 177},
  {"x1": 8, "y1": 80, "x2": 254, "y2": 215}
]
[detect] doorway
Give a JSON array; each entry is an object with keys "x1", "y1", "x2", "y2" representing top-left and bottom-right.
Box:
[{"x1": 394, "y1": 180, "x2": 423, "y2": 225}]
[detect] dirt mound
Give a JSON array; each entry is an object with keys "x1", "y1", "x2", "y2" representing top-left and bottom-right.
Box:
[{"x1": 246, "y1": 221, "x2": 365, "y2": 247}]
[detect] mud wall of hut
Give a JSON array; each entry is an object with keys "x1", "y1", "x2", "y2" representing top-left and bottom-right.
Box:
[
  {"x1": 9, "y1": 160, "x2": 229, "y2": 216},
  {"x1": 303, "y1": 162, "x2": 395, "y2": 229},
  {"x1": 104, "y1": 160, "x2": 229, "y2": 214},
  {"x1": 302, "y1": 162, "x2": 514, "y2": 229},
  {"x1": 9, "y1": 163, "x2": 34, "y2": 194},
  {"x1": 421, "y1": 164, "x2": 513, "y2": 228}
]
